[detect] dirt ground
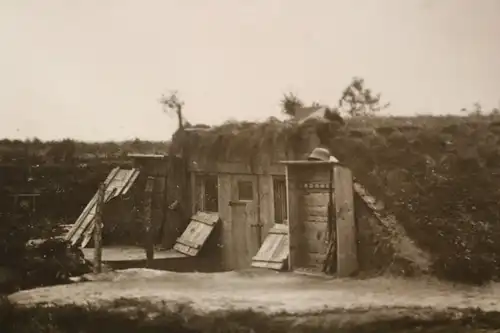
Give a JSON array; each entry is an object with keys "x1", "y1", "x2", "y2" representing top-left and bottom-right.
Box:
[{"x1": 8, "y1": 268, "x2": 500, "y2": 324}]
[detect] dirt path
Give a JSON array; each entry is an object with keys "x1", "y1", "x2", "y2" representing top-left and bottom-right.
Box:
[{"x1": 9, "y1": 269, "x2": 500, "y2": 315}]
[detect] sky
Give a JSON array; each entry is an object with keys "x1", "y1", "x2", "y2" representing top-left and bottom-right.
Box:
[{"x1": 1, "y1": 0, "x2": 499, "y2": 141}]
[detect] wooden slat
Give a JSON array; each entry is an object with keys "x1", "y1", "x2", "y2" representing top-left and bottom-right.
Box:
[
  {"x1": 217, "y1": 174, "x2": 233, "y2": 270},
  {"x1": 118, "y1": 169, "x2": 139, "y2": 196},
  {"x1": 252, "y1": 261, "x2": 284, "y2": 270},
  {"x1": 269, "y1": 224, "x2": 288, "y2": 235},
  {"x1": 273, "y1": 177, "x2": 287, "y2": 224},
  {"x1": 175, "y1": 238, "x2": 201, "y2": 249},
  {"x1": 106, "y1": 170, "x2": 127, "y2": 197},
  {"x1": 173, "y1": 243, "x2": 197, "y2": 256},
  {"x1": 254, "y1": 234, "x2": 288, "y2": 264},
  {"x1": 252, "y1": 234, "x2": 281, "y2": 262},
  {"x1": 180, "y1": 221, "x2": 207, "y2": 246},
  {"x1": 189, "y1": 161, "x2": 285, "y2": 176},
  {"x1": 192, "y1": 211, "x2": 220, "y2": 225},
  {"x1": 77, "y1": 189, "x2": 117, "y2": 247},
  {"x1": 79, "y1": 190, "x2": 117, "y2": 248},
  {"x1": 286, "y1": 166, "x2": 299, "y2": 270},
  {"x1": 194, "y1": 225, "x2": 214, "y2": 246},
  {"x1": 66, "y1": 167, "x2": 120, "y2": 242},
  {"x1": 68, "y1": 167, "x2": 141, "y2": 247},
  {"x1": 334, "y1": 166, "x2": 358, "y2": 277},
  {"x1": 79, "y1": 188, "x2": 120, "y2": 247},
  {"x1": 64, "y1": 194, "x2": 97, "y2": 241},
  {"x1": 264, "y1": 234, "x2": 284, "y2": 257},
  {"x1": 65, "y1": 167, "x2": 120, "y2": 241},
  {"x1": 73, "y1": 188, "x2": 117, "y2": 246},
  {"x1": 269, "y1": 235, "x2": 289, "y2": 265},
  {"x1": 73, "y1": 187, "x2": 117, "y2": 245},
  {"x1": 251, "y1": 224, "x2": 289, "y2": 270},
  {"x1": 251, "y1": 261, "x2": 273, "y2": 269},
  {"x1": 122, "y1": 169, "x2": 140, "y2": 195},
  {"x1": 252, "y1": 258, "x2": 285, "y2": 264},
  {"x1": 173, "y1": 212, "x2": 220, "y2": 257}
]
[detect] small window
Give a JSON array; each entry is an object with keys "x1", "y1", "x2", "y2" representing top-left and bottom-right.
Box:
[
  {"x1": 273, "y1": 177, "x2": 288, "y2": 224},
  {"x1": 194, "y1": 174, "x2": 219, "y2": 213},
  {"x1": 238, "y1": 181, "x2": 253, "y2": 201},
  {"x1": 203, "y1": 176, "x2": 219, "y2": 212}
]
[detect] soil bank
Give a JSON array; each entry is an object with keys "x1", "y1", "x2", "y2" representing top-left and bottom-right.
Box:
[{"x1": 5, "y1": 268, "x2": 500, "y2": 332}]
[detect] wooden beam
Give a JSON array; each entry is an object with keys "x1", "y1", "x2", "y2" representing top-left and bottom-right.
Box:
[
  {"x1": 144, "y1": 176, "x2": 155, "y2": 267},
  {"x1": 189, "y1": 161, "x2": 286, "y2": 176},
  {"x1": 93, "y1": 182, "x2": 105, "y2": 274}
]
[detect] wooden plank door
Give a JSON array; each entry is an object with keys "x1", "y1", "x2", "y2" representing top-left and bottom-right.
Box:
[{"x1": 229, "y1": 174, "x2": 260, "y2": 269}]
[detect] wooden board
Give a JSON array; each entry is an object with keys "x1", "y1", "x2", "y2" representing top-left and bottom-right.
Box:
[
  {"x1": 251, "y1": 224, "x2": 289, "y2": 270},
  {"x1": 286, "y1": 163, "x2": 337, "y2": 273},
  {"x1": 299, "y1": 177, "x2": 330, "y2": 271},
  {"x1": 65, "y1": 167, "x2": 119, "y2": 241},
  {"x1": 173, "y1": 211, "x2": 220, "y2": 257},
  {"x1": 217, "y1": 174, "x2": 233, "y2": 270},
  {"x1": 65, "y1": 167, "x2": 140, "y2": 247},
  {"x1": 78, "y1": 189, "x2": 117, "y2": 248},
  {"x1": 82, "y1": 246, "x2": 187, "y2": 262},
  {"x1": 334, "y1": 166, "x2": 358, "y2": 277},
  {"x1": 303, "y1": 221, "x2": 328, "y2": 254},
  {"x1": 229, "y1": 174, "x2": 260, "y2": 270},
  {"x1": 285, "y1": 166, "x2": 299, "y2": 270}
]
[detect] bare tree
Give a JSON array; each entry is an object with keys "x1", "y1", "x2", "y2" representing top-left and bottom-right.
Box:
[{"x1": 160, "y1": 91, "x2": 187, "y2": 131}]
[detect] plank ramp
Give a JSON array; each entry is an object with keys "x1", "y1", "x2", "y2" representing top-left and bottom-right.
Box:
[
  {"x1": 173, "y1": 212, "x2": 220, "y2": 257},
  {"x1": 352, "y1": 180, "x2": 431, "y2": 272},
  {"x1": 251, "y1": 224, "x2": 289, "y2": 270},
  {"x1": 64, "y1": 167, "x2": 141, "y2": 247}
]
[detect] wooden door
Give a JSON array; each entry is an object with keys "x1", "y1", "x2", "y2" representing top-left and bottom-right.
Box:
[{"x1": 229, "y1": 174, "x2": 260, "y2": 269}]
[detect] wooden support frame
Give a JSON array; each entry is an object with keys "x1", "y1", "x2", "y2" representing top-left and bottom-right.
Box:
[{"x1": 281, "y1": 160, "x2": 358, "y2": 277}]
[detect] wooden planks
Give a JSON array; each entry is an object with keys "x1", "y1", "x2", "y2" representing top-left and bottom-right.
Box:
[
  {"x1": 334, "y1": 166, "x2": 358, "y2": 277},
  {"x1": 229, "y1": 174, "x2": 260, "y2": 270},
  {"x1": 298, "y1": 170, "x2": 331, "y2": 271},
  {"x1": 65, "y1": 167, "x2": 119, "y2": 242},
  {"x1": 217, "y1": 174, "x2": 233, "y2": 269},
  {"x1": 285, "y1": 163, "x2": 358, "y2": 276},
  {"x1": 79, "y1": 189, "x2": 117, "y2": 248},
  {"x1": 173, "y1": 211, "x2": 220, "y2": 257},
  {"x1": 65, "y1": 167, "x2": 141, "y2": 247},
  {"x1": 251, "y1": 224, "x2": 289, "y2": 270},
  {"x1": 286, "y1": 166, "x2": 300, "y2": 271},
  {"x1": 259, "y1": 175, "x2": 274, "y2": 243}
]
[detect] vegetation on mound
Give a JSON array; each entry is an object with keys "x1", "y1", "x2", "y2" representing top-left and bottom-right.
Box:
[
  {"x1": 330, "y1": 114, "x2": 500, "y2": 285},
  {"x1": 2, "y1": 296, "x2": 500, "y2": 333},
  {"x1": 0, "y1": 138, "x2": 169, "y2": 164},
  {"x1": 171, "y1": 112, "x2": 500, "y2": 285}
]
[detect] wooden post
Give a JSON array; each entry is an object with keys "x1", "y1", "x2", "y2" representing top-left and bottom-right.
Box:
[
  {"x1": 144, "y1": 176, "x2": 155, "y2": 267},
  {"x1": 334, "y1": 166, "x2": 358, "y2": 277},
  {"x1": 93, "y1": 182, "x2": 105, "y2": 274}
]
